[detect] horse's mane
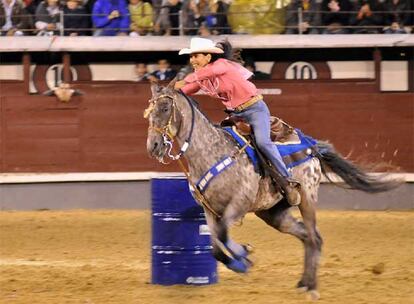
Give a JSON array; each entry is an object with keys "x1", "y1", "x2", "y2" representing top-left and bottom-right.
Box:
[{"x1": 177, "y1": 91, "x2": 218, "y2": 127}]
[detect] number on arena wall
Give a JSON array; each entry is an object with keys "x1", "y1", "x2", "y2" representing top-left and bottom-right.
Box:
[
  {"x1": 45, "y1": 64, "x2": 78, "y2": 89},
  {"x1": 285, "y1": 62, "x2": 318, "y2": 80},
  {"x1": 32, "y1": 64, "x2": 92, "y2": 93}
]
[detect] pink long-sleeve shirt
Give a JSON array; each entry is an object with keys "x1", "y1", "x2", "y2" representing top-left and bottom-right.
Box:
[{"x1": 182, "y1": 58, "x2": 258, "y2": 110}]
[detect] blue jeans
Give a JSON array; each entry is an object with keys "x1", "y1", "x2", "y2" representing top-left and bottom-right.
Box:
[{"x1": 233, "y1": 100, "x2": 291, "y2": 178}]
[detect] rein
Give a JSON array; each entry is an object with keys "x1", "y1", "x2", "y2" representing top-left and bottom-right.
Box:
[{"x1": 174, "y1": 91, "x2": 196, "y2": 159}]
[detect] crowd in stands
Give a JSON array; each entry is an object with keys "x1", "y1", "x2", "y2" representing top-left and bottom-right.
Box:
[
  {"x1": 0, "y1": 0, "x2": 413, "y2": 36},
  {"x1": 285, "y1": 0, "x2": 413, "y2": 34}
]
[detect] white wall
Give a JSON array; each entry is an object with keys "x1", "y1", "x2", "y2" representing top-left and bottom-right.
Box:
[
  {"x1": 328, "y1": 61, "x2": 375, "y2": 79},
  {"x1": 381, "y1": 61, "x2": 409, "y2": 91},
  {"x1": 0, "y1": 65, "x2": 23, "y2": 80}
]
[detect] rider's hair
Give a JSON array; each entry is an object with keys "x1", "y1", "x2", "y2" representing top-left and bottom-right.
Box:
[{"x1": 208, "y1": 39, "x2": 244, "y2": 65}]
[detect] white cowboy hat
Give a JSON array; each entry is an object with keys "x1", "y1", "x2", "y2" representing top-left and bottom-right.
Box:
[{"x1": 178, "y1": 37, "x2": 224, "y2": 55}]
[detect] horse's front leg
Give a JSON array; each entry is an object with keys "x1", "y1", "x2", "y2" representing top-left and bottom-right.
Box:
[{"x1": 204, "y1": 204, "x2": 253, "y2": 273}]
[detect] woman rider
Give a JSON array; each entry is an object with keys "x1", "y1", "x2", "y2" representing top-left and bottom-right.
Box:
[{"x1": 174, "y1": 37, "x2": 301, "y2": 206}]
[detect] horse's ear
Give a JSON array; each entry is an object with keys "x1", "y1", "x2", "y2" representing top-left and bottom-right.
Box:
[
  {"x1": 150, "y1": 80, "x2": 160, "y2": 97},
  {"x1": 167, "y1": 76, "x2": 178, "y2": 90}
]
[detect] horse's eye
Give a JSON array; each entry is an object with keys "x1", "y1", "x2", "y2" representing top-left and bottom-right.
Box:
[{"x1": 162, "y1": 107, "x2": 169, "y2": 113}]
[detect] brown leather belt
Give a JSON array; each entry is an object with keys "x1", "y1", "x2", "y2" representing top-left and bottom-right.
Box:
[{"x1": 233, "y1": 95, "x2": 263, "y2": 112}]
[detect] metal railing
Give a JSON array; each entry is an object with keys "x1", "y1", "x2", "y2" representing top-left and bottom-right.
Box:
[{"x1": 1, "y1": 8, "x2": 413, "y2": 36}]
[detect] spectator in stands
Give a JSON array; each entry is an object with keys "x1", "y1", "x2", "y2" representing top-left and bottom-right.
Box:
[
  {"x1": 134, "y1": 63, "x2": 151, "y2": 81},
  {"x1": 284, "y1": 0, "x2": 321, "y2": 34},
  {"x1": 150, "y1": 59, "x2": 177, "y2": 81},
  {"x1": 63, "y1": 0, "x2": 90, "y2": 36},
  {"x1": 198, "y1": 23, "x2": 212, "y2": 36},
  {"x1": 0, "y1": 0, "x2": 33, "y2": 36},
  {"x1": 383, "y1": 0, "x2": 411, "y2": 34},
  {"x1": 195, "y1": 0, "x2": 215, "y2": 33},
  {"x1": 129, "y1": 0, "x2": 153, "y2": 36},
  {"x1": 209, "y1": 0, "x2": 231, "y2": 34},
  {"x1": 151, "y1": 0, "x2": 162, "y2": 24},
  {"x1": 154, "y1": 0, "x2": 181, "y2": 35},
  {"x1": 35, "y1": 0, "x2": 61, "y2": 36},
  {"x1": 181, "y1": 0, "x2": 230, "y2": 36},
  {"x1": 181, "y1": 0, "x2": 204, "y2": 35},
  {"x1": 352, "y1": 0, "x2": 384, "y2": 33},
  {"x1": 92, "y1": 0, "x2": 130, "y2": 36},
  {"x1": 23, "y1": 0, "x2": 42, "y2": 16},
  {"x1": 244, "y1": 58, "x2": 271, "y2": 80},
  {"x1": 320, "y1": 0, "x2": 353, "y2": 34}
]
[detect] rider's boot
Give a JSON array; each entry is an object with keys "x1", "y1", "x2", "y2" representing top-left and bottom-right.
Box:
[{"x1": 285, "y1": 178, "x2": 302, "y2": 206}]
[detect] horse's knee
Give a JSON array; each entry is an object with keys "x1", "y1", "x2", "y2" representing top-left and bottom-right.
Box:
[
  {"x1": 277, "y1": 220, "x2": 292, "y2": 233},
  {"x1": 307, "y1": 230, "x2": 323, "y2": 251},
  {"x1": 279, "y1": 216, "x2": 304, "y2": 235}
]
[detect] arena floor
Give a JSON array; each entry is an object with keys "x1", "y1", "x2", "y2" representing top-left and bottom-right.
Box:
[{"x1": 0, "y1": 210, "x2": 413, "y2": 304}]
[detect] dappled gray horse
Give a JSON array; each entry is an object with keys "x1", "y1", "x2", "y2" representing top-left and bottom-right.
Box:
[{"x1": 145, "y1": 82, "x2": 399, "y2": 300}]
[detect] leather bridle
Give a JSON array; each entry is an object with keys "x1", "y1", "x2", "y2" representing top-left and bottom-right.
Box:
[{"x1": 145, "y1": 92, "x2": 195, "y2": 162}]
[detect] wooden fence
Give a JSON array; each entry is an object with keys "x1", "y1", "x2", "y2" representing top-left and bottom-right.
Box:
[{"x1": 0, "y1": 80, "x2": 412, "y2": 172}]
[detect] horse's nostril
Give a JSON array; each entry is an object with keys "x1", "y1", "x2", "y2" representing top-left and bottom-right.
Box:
[{"x1": 150, "y1": 141, "x2": 161, "y2": 155}]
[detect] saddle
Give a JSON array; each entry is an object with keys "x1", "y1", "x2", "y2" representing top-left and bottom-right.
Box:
[{"x1": 221, "y1": 116, "x2": 300, "y2": 144}]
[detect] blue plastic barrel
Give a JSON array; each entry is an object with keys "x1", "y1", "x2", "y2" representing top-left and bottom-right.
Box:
[{"x1": 151, "y1": 177, "x2": 218, "y2": 285}]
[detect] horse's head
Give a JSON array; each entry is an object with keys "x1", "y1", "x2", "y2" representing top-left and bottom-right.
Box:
[{"x1": 144, "y1": 80, "x2": 182, "y2": 163}]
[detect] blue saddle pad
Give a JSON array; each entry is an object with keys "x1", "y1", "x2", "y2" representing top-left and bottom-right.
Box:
[{"x1": 222, "y1": 126, "x2": 317, "y2": 170}]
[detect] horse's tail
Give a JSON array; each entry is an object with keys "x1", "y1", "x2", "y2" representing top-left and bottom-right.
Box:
[{"x1": 315, "y1": 141, "x2": 402, "y2": 193}]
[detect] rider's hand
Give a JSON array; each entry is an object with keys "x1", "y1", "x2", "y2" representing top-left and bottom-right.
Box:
[
  {"x1": 328, "y1": 0, "x2": 340, "y2": 12},
  {"x1": 174, "y1": 80, "x2": 186, "y2": 90},
  {"x1": 108, "y1": 10, "x2": 119, "y2": 20}
]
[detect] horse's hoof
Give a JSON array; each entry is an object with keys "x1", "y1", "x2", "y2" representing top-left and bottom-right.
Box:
[
  {"x1": 296, "y1": 280, "x2": 307, "y2": 290},
  {"x1": 225, "y1": 256, "x2": 252, "y2": 274},
  {"x1": 225, "y1": 240, "x2": 251, "y2": 260},
  {"x1": 296, "y1": 286, "x2": 308, "y2": 293},
  {"x1": 243, "y1": 256, "x2": 254, "y2": 267},
  {"x1": 306, "y1": 290, "x2": 320, "y2": 301}
]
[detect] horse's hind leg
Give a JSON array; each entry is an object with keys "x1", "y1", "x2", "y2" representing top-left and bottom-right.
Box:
[
  {"x1": 255, "y1": 198, "x2": 322, "y2": 298},
  {"x1": 297, "y1": 191, "x2": 323, "y2": 299}
]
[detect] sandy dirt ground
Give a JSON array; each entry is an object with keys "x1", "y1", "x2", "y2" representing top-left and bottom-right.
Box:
[{"x1": 0, "y1": 210, "x2": 413, "y2": 304}]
